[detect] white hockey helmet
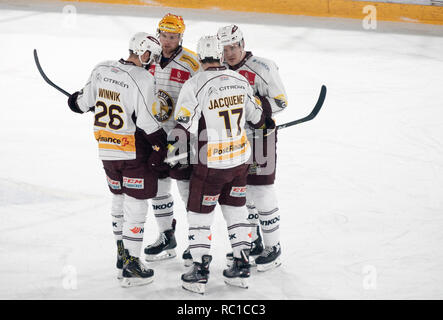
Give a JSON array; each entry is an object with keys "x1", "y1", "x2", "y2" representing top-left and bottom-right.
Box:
[
  {"x1": 197, "y1": 35, "x2": 223, "y2": 61},
  {"x1": 217, "y1": 24, "x2": 244, "y2": 47},
  {"x1": 129, "y1": 32, "x2": 162, "y2": 65}
]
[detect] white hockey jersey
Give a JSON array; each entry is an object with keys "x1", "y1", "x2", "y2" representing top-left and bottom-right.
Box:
[
  {"x1": 76, "y1": 59, "x2": 161, "y2": 161},
  {"x1": 174, "y1": 66, "x2": 263, "y2": 169},
  {"x1": 225, "y1": 52, "x2": 288, "y2": 116},
  {"x1": 148, "y1": 46, "x2": 202, "y2": 134}
]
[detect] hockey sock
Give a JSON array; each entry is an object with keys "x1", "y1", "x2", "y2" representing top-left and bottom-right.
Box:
[
  {"x1": 187, "y1": 210, "x2": 214, "y2": 263},
  {"x1": 152, "y1": 178, "x2": 174, "y2": 232},
  {"x1": 122, "y1": 194, "x2": 148, "y2": 257},
  {"x1": 248, "y1": 185, "x2": 280, "y2": 247},
  {"x1": 221, "y1": 205, "x2": 252, "y2": 259},
  {"x1": 246, "y1": 200, "x2": 259, "y2": 242},
  {"x1": 111, "y1": 194, "x2": 124, "y2": 241}
]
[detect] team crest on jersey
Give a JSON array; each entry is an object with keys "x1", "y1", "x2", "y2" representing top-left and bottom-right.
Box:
[
  {"x1": 175, "y1": 106, "x2": 191, "y2": 124},
  {"x1": 239, "y1": 70, "x2": 256, "y2": 85},
  {"x1": 202, "y1": 194, "x2": 220, "y2": 206},
  {"x1": 153, "y1": 90, "x2": 174, "y2": 122},
  {"x1": 170, "y1": 68, "x2": 190, "y2": 84}
]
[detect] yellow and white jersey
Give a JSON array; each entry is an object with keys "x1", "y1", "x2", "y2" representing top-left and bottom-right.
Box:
[
  {"x1": 225, "y1": 51, "x2": 288, "y2": 115},
  {"x1": 148, "y1": 46, "x2": 202, "y2": 134},
  {"x1": 76, "y1": 59, "x2": 161, "y2": 161},
  {"x1": 174, "y1": 66, "x2": 263, "y2": 169}
]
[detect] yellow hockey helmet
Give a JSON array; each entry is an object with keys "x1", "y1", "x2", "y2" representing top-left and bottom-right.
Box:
[{"x1": 158, "y1": 13, "x2": 185, "y2": 34}]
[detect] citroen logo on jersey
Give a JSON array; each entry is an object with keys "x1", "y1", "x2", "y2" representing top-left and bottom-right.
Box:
[{"x1": 153, "y1": 90, "x2": 174, "y2": 122}]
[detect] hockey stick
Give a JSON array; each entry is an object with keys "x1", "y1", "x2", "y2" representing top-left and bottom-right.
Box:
[
  {"x1": 276, "y1": 85, "x2": 327, "y2": 130},
  {"x1": 33, "y1": 49, "x2": 71, "y2": 97}
]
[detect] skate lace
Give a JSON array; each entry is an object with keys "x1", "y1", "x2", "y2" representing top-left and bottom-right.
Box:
[{"x1": 150, "y1": 232, "x2": 167, "y2": 247}]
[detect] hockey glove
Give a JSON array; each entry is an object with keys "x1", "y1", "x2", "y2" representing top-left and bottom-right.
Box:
[{"x1": 67, "y1": 91, "x2": 84, "y2": 114}]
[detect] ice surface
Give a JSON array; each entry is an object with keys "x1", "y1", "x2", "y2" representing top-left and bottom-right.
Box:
[{"x1": 1, "y1": 0, "x2": 443, "y2": 299}]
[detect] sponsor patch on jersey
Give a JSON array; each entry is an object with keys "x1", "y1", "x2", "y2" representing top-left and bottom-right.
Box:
[
  {"x1": 130, "y1": 226, "x2": 144, "y2": 234},
  {"x1": 123, "y1": 177, "x2": 144, "y2": 189},
  {"x1": 148, "y1": 64, "x2": 155, "y2": 76},
  {"x1": 153, "y1": 90, "x2": 174, "y2": 122},
  {"x1": 170, "y1": 68, "x2": 190, "y2": 84},
  {"x1": 94, "y1": 130, "x2": 136, "y2": 152},
  {"x1": 175, "y1": 106, "x2": 191, "y2": 124},
  {"x1": 106, "y1": 176, "x2": 121, "y2": 190},
  {"x1": 230, "y1": 186, "x2": 247, "y2": 197},
  {"x1": 179, "y1": 54, "x2": 199, "y2": 72},
  {"x1": 202, "y1": 194, "x2": 220, "y2": 206},
  {"x1": 239, "y1": 70, "x2": 256, "y2": 85}
]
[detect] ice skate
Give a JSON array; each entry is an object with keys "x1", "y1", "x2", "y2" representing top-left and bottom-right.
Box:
[
  {"x1": 223, "y1": 250, "x2": 250, "y2": 289},
  {"x1": 182, "y1": 247, "x2": 193, "y2": 267},
  {"x1": 116, "y1": 240, "x2": 125, "y2": 280},
  {"x1": 144, "y1": 219, "x2": 177, "y2": 261},
  {"x1": 121, "y1": 250, "x2": 154, "y2": 287},
  {"x1": 181, "y1": 255, "x2": 212, "y2": 294},
  {"x1": 226, "y1": 227, "x2": 263, "y2": 267},
  {"x1": 255, "y1": 242, "x2": 282, "y2": 272}
]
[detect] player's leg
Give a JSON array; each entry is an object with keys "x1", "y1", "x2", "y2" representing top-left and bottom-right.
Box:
[
  {"x1": 176, "y1": 179, "x2": 193, "y2": 266},
  {"x1": 103, "y1": 160, "x2": 126, "y2": 280},
  {"x1": 219, "y1": 164, "x2": 251, "y2": 288},
  {"x1": 120, "y1": 194, "x2": 154, "y2": 287},
  {"x1": 181, "y1": 167, "x2": 219, "y2": 294},
  {"x1": 247, "y1": 184, "x2": 281, "y2": 272},
  {"x1": 144, "y1": 177, "x2": 177, "y2": 261}
]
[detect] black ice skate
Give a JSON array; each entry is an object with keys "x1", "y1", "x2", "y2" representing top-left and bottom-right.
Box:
[
  {"x1": 255, "y1": 242, "x2": 282, "y2": 272},
  {"x1": 121, "y1": 250, "x2": 154, "y2": 288},
  {"x1": 181, "y1": 255, "x2": 212, "y2": 294},
  {"x1": 144, "y1": 219, "x2": 177, "y2": 261},
  {"x1": 223, "y1": 250, "x2": 251, "y2": 289},
  {"x1": 182, "y1": 246, "x2": 193, "y2": 267},
  {"x1": 116, "y1": 240, "x2": 125, "y2": 280},
  {"x1": 226, "y1": 226, "x2": 263, "y2": 267}
]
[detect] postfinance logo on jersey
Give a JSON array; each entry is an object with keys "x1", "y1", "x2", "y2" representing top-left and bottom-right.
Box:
[
  {"x1": 94, "y1": 130, "x2": 136, "y2": 152},
  {"x1": 209, "y1": 95, "x2": 244, "y2": 110}
]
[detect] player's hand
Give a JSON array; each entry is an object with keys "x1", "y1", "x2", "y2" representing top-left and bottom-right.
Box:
[
  {"x1": 259, "y1": 116, "x2": 276, "y2": 137},
  {"x1": 148, "y1": 145, "x2": 169, "y2": 173}
]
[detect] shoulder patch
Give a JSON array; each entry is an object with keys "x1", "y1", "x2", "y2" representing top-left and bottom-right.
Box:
[
  {"x1": 179, "y1": 54, "x2": 200, "y2": 72},
  {"x1": 183, "y1": 47, "x2": 198, "y2": 57}
]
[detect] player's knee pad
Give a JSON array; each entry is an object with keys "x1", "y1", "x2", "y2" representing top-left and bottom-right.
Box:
[
  {"x1": 247, "y1": 184, "x2": 278, "y2": 211},
  {"x1": 111, "y1": 194, "x2": 124, "y2": 216},
  {"x1": 176, "y1": 179, "x2": 190, "y2": 205},
  {"x1": 155, "y1": 177, "x2": 172, "y2": 198},
  {"x1": 123, "y1": 194, "x2": 148, "y2": 224}
]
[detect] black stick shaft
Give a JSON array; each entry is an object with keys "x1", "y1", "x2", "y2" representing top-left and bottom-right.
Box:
[
  {"x1": 33, "y1": 49, "x2": 71, "y2": 97},
  {"x1": 277, "y1": 85, "x2": 327, "y2": 130}
]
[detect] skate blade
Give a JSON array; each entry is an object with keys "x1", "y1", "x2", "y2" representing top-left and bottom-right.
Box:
[
  {"x1": 120, "y1": 276, "x2": 154, "y2": 288},
  {"x1": 257, "y1": 257, "x2": 282, "y2": 272},
  {"x1": 183, "y1": 259, "x2": 193, "y2": 267},
  {"x1": 182, "y1": 281, "x2": 206, "y2": 294},
  {"x1": 224, "y1": 276, "x2": 249, "y2": 289},
  {"x1": 145, "y1": 249, "x2": 176, "y2": 262}
]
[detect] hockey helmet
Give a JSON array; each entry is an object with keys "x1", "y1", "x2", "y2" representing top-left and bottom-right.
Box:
[
  {"x1": 217, "y1": 24, "x2": 244, "y2": 47},
  {"x1": 197, "y1": 35, "x2": 223, "y2": 61},
  {"x1": 129, "y1": 32, "x2": 162, "y2": 65},
  {"x1": 158, "y1": 13, "x2": 186, "y2": 34}
]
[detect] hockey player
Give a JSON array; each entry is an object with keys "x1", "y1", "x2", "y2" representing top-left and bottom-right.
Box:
[
  {"x1": 144, "y1": 13, "x2": 202, "y2": 262},
  {"x1": 67, "y1": 32, "x2": 167, "y2": 287},
  {"x1": 174, "y1": 35, "x2": 274, "y2": 294},
  {"x1": 217, "y1": 25, "x2": 288, "y2": 271}
]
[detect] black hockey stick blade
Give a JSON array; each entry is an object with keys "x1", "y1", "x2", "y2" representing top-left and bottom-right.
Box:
[
  {"x1": 33, "y1": 49, "x2": 71, "y2": 97},
  {"x1": 277, "y1": 85, "x2": 327, "y2": 130}
]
